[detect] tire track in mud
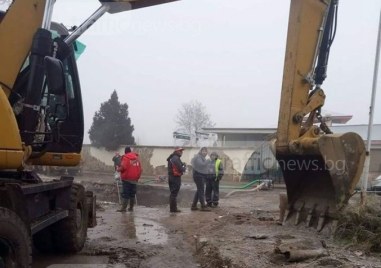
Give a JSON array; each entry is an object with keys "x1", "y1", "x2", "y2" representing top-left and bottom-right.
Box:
[{"x1": 33, "y1": 180, "x2": 200, "y2": 268}]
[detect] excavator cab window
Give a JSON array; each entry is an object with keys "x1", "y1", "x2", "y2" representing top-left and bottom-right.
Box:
[
  {"x1": 11, "y1": 24, "x2": 84, "y2": 153},
  {"x1": 41, "y1": 56, "x2": 69, "y2": 131},
  {"x1": 44, "y1": 56, "x2": 66, "y2": 96}
]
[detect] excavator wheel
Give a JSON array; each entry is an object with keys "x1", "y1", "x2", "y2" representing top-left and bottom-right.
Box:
[
  {"x1": 0, "y1": 207, "x2": 32, "y2": 268},
  {"x1": 53, "y1": 183, "x2": 89, "y2": 253},
  {"x1": 33, "y1": 183, "x2": 88, "y2": 253}
]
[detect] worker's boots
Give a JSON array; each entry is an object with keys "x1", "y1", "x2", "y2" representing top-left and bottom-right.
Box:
[
  {"x1": 170, "y1": 199, "x2": 181, "y2": 213},
  {"x1": 117, "y1": 198, "x2": 128, "y2": 212},
  {"x1": 200, "y1": 205, "x2": 211, "y2": 212},
  {"x1": 191, "y1": 204, "x2": 211, "y2": 212},
  {"x1": 128, "y1": 198, "x2": 135, "y2": 212}
]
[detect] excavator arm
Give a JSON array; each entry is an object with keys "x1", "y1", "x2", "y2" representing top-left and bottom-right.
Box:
[{"x1": 275, "y1": 0, "x2": 365, "y2": 232}]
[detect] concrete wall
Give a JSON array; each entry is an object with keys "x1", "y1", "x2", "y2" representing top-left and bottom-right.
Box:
[
  {"x1": 83, "y1": 145, "x2": 257, "y2": 181},
  {"x1": 82, "y1": 144, "x2": 381, "y2": 181}
]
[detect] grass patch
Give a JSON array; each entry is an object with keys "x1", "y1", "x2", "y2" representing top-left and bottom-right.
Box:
[{"x1": 335, "y1": 195, "x2": 381, "y2": 253}]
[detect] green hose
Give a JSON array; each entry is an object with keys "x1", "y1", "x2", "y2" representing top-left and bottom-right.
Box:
[{"x1": 220, "y1": 179, "x2": 260, "y2": 189}]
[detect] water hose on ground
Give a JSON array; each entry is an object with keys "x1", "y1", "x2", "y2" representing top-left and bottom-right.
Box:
[
  {"x1": 225, "y1": 182, "x2": 266, "y2": 197},
  {"x1": 220, "y1": 179, "x2": 260, "y2": 189}
]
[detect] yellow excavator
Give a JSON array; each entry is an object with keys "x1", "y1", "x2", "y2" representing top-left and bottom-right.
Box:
[
  {"x1": 0, "y1": 0, "x2": 366, "y2": 266},
  {"x1": 275, "y1": 0, "x2": 365, "y2": 232},
  {"x1": 0, "y1": 0, "x2": 177, "y2": 267}
]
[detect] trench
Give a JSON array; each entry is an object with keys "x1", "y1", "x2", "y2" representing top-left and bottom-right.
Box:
[{"x1": 81, "y1": 180, "x2": 197, "y2": 207}]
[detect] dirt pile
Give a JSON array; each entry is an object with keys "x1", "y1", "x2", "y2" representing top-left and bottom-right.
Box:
[{"x1": 195, "y1": 238, "x2": 232, "y2": 268}]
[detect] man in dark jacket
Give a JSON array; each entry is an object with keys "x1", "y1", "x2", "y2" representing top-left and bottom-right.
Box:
[
  {"x1": 112, "y1": 152, "x2": 122, "y2": 171},
  {"x1": 117, "y1": 147, "x2": 142, "y2": 212},
  {"x1": 191, "y1": 147, "x2": 210, "y2": 211},
  {"x1": 167, "y1": 147, "x2": 186, "y2": 213},
  {"x1": 205, "y1": 152, "x2": 224, "y2": 207}
]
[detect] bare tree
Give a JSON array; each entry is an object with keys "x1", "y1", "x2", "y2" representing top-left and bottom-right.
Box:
[{"x1": 175, "y1": 100, "x2": 215, "y2": 140}]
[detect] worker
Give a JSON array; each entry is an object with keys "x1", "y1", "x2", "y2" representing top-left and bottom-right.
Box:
[
  {"x1": 117, "y1": 147, "x2": 142, "y2": 212},
  {"x1": 190, "y1": 147, "x2": 211, "y2": 211},
  {"x1": 112, "y1": 152, "x2": 122, "y2": 171},
  {"x1": 205, "y1": 152, "x2": 224, "y2": 207},
  {"x1": 167, "y1": 147, "x2": 186, "y2": 213},
  {"x1": 112, "y1": 152, "x2": 122, "y2": 182}
]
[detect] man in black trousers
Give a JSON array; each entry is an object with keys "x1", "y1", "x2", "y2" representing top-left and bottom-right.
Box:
[{"x1": 167, "y1": 147, "x2": 186, "y2": 213}]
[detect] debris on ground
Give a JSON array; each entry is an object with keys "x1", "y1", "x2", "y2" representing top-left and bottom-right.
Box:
[
  {"x1": 33, "y1": 177, "x2": 381, "y2": 267},
  {"x1": 195, "y1": 243, "x2": 232, "y2": 268},
  {"x1": 274, "y1": 237, "x2": 328, "y2": 262},
  {"x1": 335, "y1": 195, "x2": 381, "y2": 253},
  {"x1": 245, "y1": 234, "x2": 268, "y2": 240}
]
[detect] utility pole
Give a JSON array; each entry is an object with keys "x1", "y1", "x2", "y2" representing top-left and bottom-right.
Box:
[{"x1": 361, "y1": 9, "x2": 381, "y2": 205}]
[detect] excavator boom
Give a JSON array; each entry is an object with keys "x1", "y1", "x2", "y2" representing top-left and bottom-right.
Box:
[{"x1": 275, "y1": 0, "x2": 365, "y2": 232}]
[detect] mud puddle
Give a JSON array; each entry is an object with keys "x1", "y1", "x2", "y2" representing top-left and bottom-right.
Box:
[
  {"x1": 33, "y1": 202, "x2": 198, "y2": 268},
  {"x1": 89, "y1": 202, "x2": 168, "y2": 245}
]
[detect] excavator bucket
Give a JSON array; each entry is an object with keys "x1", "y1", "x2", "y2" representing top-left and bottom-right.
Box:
[
  {"x1": 274, "y1": 0, "x2": 366, "y2": 233},
  {"x1": 277, "y1": 132, "x2": 365, "y2": 232}
]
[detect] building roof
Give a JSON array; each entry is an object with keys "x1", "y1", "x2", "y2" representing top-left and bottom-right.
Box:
[
  {"x1": 330, "y1": 125, "x2": 381, "y2": 145},
  {"x1": 203, "y1": 124, "x2": 381, "y2": 141},
  {"x1": 202, "y1": 127, "x2": 277, "y2": 134}
]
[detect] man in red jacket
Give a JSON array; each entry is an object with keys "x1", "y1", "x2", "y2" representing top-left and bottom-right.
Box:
[{"x1": 117, "y1": 146, "x2": 142, "y2": 212}]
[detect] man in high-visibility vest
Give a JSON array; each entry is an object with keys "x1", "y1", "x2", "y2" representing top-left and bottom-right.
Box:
[{"x1": 205, "y1": 152, "x2": 224, "y2": 207}]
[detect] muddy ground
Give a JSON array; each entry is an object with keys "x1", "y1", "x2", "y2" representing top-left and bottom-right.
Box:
[{"x1": 33, "y1": 174, "x2": 381, "y2": 268}]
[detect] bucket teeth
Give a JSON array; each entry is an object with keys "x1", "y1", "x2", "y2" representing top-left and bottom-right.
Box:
[
  {"x1": 306, "y1": 205, "x2": 317, "y2": 227},
  {"x1": 282, "y1": 209, "x2": 291, "y2": 225},
  {"x1": 317, "y1": 207, "x2": 329, "y2": 232},
  {"x1": 294, "y1": 202, "x2": 305, "y2": 226},
  {"x1": 282, "y1": 203, "x2": 336, "y2": 234}
]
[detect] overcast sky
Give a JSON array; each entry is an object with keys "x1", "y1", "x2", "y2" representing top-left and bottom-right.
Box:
[{"x1": 7, "y1": 0, "x2": 381, "y2": 145}]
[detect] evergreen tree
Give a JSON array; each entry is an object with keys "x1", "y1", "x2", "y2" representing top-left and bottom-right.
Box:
[{"x1": 89, "y1": 90, "x2": 135, "y2": 150}]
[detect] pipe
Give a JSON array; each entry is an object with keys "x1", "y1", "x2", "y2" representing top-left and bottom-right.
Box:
[
  {"x1": 64, "y1": 4, "x2": 110, "y2": 45},
  {"x1": 225, "y1": 182, "x2": 265, "y2": 197},
  {"x1": 42, "y1": 0, "x2": 55, "y2": 30}
]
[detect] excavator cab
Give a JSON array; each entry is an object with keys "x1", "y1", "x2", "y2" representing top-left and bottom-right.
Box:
[
  {"x1": 275, "y1": 0, "x2": 365, "y2": 232},
  {"x1": 9, "y1": 22, "x2": 85, "y2": 163}
]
